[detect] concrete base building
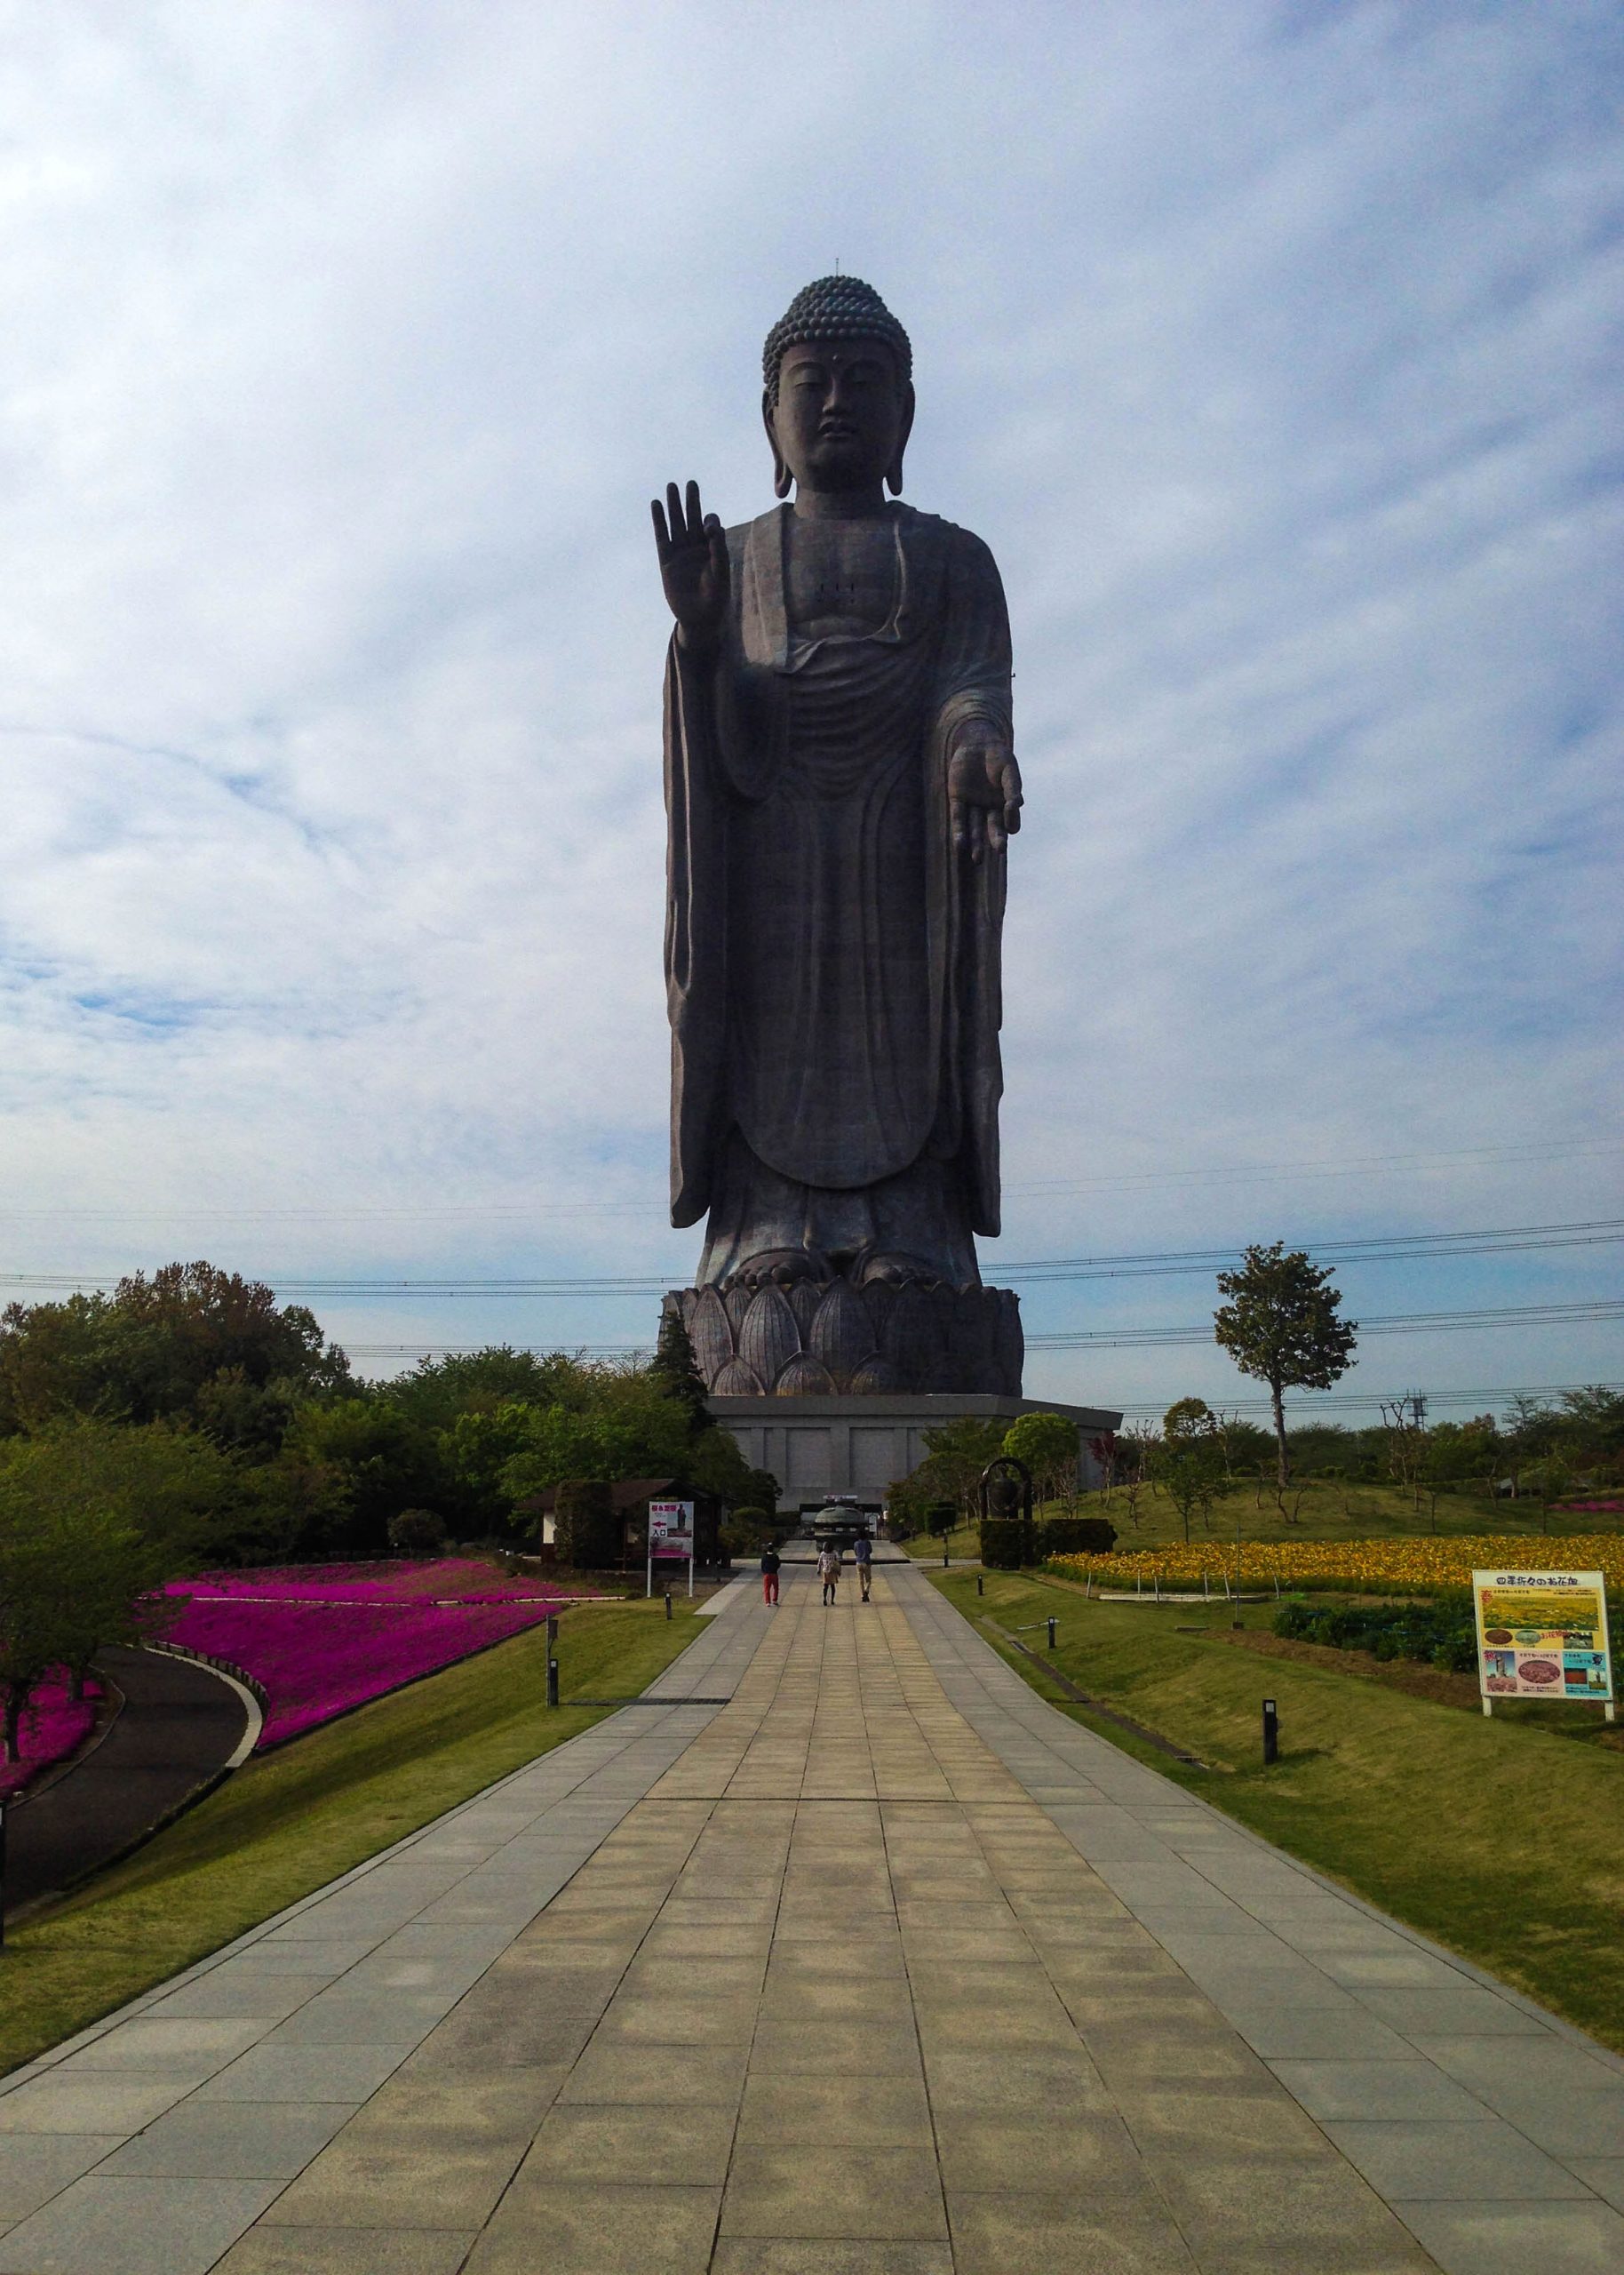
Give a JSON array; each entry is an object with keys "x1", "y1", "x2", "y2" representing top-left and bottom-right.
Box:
[{"x1": 709, "y1": 1392, "x2": 1123, "y2": 1509}]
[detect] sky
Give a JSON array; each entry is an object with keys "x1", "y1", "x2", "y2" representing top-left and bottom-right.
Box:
[{"x1": 0, "y1": 0, "x2": 1619, "y2": 1422}]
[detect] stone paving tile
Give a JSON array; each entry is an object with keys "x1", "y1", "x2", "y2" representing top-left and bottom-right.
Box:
[
  {"x1": 0, "y1": 2173, "x2": 283, "y2": 2274},
  {"x1": 0, "y1": 2073, "x2": 198, "y2": 2135},
  {"x1": 101, "y1": 2101, "x2": 358, "y2": 2178},
  {"x1": 1325, "y1": 2117, "x2": 1594, "y2": 2199},
  {"x1": 1269, "y1": 2058, "x2": 1498, "y2": 2123},
  {"x1": 0, "y1": 2136, "x2": 122, "y2": 2227},
  {"x1": 720, "y1": 2143, "x2": 947, "y2": 2241},
  {"x1": 142, "y1": 1975, "x2": 332, "y2": 2025},
  {"x1": 738, "y1": 2072, "x2": 934, "y2": 2148},
  {"x1": 1565, "y1": 2158, "x2": 1624, "y2": 2211},
  {"x1": 1142, "y1": 2155, "x2": 1437, "y2": 2273},
  {"x1": 944, "y1": 2183, "x2": 1199, "y2": 2275},
  {"x1": 1391, "y1": 2198, "x2": 1624, "y2": 2275},
  {"x1": 464, "y1": 2180, "x2": 721, "y2": 2273},
  {"x1": 214, "y1": 2230, "x2": 477, "y2": 2274},
  {"x1": 711, "y1": 2246, "x2": 952, "y2": 2275},
  {"x1": 191, "y1": 2041, "x2": 413, "y2": 2109}
]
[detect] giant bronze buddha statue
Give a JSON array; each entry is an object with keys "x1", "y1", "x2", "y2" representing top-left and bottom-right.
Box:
[{"x1": 653, "y1": 277, "x2": 1024, "y2": 1397}]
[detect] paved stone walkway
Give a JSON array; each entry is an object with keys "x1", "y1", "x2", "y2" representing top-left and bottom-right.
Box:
[{"x1": 2, "y1": 1561, "x2": 1621, "y2": 2274}]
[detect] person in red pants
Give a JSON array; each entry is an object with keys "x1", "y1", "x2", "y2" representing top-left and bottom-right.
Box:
[{"x1": 760, "y1": 1540, "x2": 781, "y2": 1606}]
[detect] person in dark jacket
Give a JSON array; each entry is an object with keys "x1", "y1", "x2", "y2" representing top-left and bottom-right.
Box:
[
  {"x1": 852, "y1": 1529, "x2": 873, "y2": 1602},
  {"x1": 760, "y1": 1541, "x2": 781, "y2": 1606}
]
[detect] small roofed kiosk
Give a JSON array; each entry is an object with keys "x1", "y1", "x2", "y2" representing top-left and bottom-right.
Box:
[{"x1": 521, "y1": 1479, "x2": 723, "y2": 1571}]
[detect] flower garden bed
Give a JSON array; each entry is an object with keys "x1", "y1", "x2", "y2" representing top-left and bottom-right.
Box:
[
  {"x1": 159, "y1": 1559, "x2": 596, "y2": 1749},
  {"x1": 1047, "y1": 1531, "x2": 1624, "y2": 1596},
  {"x1": 0, "y1": 1678, "x2": 105, "y2": 1802}
]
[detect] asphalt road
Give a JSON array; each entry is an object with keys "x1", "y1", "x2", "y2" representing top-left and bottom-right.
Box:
[{"x1": 3, "y1": 1646, "x2": 249, "y2": 1916}]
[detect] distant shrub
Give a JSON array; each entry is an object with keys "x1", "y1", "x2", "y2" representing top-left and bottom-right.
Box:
[
  {"x1": 1273, "y1": 1593, "x2": 1477, "y2": 1674},
  {"x1": 387, "y1": 1508, "x2": 447, "y2": 1557}
]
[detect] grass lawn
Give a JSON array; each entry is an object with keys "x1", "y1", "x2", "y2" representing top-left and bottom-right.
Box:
[
  {"x1": 0, "y1": 1595, "x2": 701, "y2": 2079},
  {"x1": 935, "y1": 1568, "x2": 1624, "y2": 2054},
  {"x1": 903, "y1": 1475, "x2": 1622, "y2": 1558}
]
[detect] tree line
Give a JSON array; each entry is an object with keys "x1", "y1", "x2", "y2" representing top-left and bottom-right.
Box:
[{"x1": 0, "y1": 1265, "x2": 764, "y2": 1760}]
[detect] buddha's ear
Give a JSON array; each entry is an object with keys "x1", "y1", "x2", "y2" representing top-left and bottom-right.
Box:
[
  {"x1": 762, "y1": 388, "x2": 792, "y2": 499},
  {"x1": 887, "y1": 380, "x2": 916, "y2": 497}
]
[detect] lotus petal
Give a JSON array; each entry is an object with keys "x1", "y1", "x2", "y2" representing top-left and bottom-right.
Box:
[
  {"x1": 712, "y1": 1357, "x2": 764, "y2": 1396},
  {"x1": 849, "y1": 1356, "x2": 901, "y2": 1394},
  {"x1": 809, "y1": 1279, "x2": 878, "y2": 1386},
  {"x1": 788, "y1": 1279, "x2": 823, "y2": 1340},
  {"x1": 724, "y1": 1281, "x2": 754, "y2": 1337},
  {"x1": 884, "y1": 1284, "x2": 945, "y2": 1393},
  {"x1": 687, "y1": 1287, "x2": 733, "y2": 1386},
  {"x1": 775, "y1": 1353, "x2": 835, "y2": 1396},
  {"x1": 739, "y1": 1285, "x2": 800, "y2": 1391}
]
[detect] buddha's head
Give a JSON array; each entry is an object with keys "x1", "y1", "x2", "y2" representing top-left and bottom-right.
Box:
[{"x1": 762, "y1": 275, "x2": 915, "y2": 501}]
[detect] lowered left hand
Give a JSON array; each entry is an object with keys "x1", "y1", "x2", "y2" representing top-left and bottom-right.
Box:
[{"x1": 949, "y1": 738, "x2": 1023, "y2": 864}]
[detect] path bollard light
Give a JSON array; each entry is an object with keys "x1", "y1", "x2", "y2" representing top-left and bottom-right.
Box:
[
  {"x1": 665, "y1": 1589, "x2": 673, "y2": 1622},
  {"x1": 976, "y1": 1573, "x2": 983, "y2": 1596},
  {"x1": 1262, "y1": 1696, "x2": 1278, "y2": 1765},
  {"x1": 1047, "y1": 1616, "x2": 1057, "y2": 1652},
  {"x1": 545, "y1": 1613, "x2": 560, "y2": 1709}
]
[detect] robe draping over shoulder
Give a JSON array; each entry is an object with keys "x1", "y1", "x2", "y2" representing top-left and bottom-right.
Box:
[{"x1": 665, "y1": 501, "x2": 1012, "y2": 1248}]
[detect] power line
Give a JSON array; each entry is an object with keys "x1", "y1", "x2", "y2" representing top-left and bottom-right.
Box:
[
  {"x1": 1026, "y1": 1298, "x2": 1624, "y2": 1350},
  {"x1": 0, "y1": 1136, "x2": 1613, "y2": 1221},
  {"x1": 3, "y1": 1215, "x2": 1620, "y2": 1298}
]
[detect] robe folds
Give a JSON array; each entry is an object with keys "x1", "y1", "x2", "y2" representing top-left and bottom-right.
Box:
[{"x1": 664, "y1": 500, "x2": 1013, "y2": 1280}]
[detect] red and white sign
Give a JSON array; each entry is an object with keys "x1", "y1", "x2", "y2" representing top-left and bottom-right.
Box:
[{"x1": 649, "y1": 1499, "x2": 695, "y2": 1560}]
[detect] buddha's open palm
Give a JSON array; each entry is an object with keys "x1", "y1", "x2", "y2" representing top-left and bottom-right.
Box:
[
  {"x1": 949, "y1": 738, "x2": 1023, "y2": 864},
  {"x1": 651, "y1": 480, "x2": 729, "y2": 652}
]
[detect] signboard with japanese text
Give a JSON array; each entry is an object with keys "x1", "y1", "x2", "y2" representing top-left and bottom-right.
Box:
[
  {"x1": 648, "y1": 1499, "x2": 696, "y2": 1560},
  {"x1": 1471, "y1": 1569, "x2": 1613, "y2": 1713}
]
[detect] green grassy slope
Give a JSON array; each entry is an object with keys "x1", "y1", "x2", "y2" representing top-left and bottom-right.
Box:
[
  {"x1": 0, "y1": 1597, "x2": 701, "y2": 2077},
  {"x1": 936, "y1": 1569, "x2": 1624, "y2": 2053},
  {"x1": 903, "y1": 1476, "x2": 1620, "y2": 1558}
]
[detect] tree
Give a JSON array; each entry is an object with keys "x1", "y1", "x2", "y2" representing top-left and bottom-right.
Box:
[
  {"x1": 0, "y1": 1419, "x2": 234, "y2": 1754},
  {"x1": 1502, "y1": 1394, "x2": 1558, "y2": 1497},
  {"x1": 0, "y1": 1261, "x2": 349, "y2": 1441},
  {"x1": 388, "y1": 1346, "x2": 575, "y2": 1433},
  {"x1": 1115, "y1": 1425, "x2": 1157, "y2": 1532},
  {"x1": 1152, "y1": 1401, "x2": 1228, "y2": 1544},
  {"x1": 1214, "y1": 1243, "x2": 1357, "y2": 1484},
  {"x1": 1001, "y1": 1411, "x2": 1079, "y2": 1512},
  {"x1": 918, "y1": 1417, "x2": 1012, "y2": 1521},
  {"x1": 650, "y1": 1306, "x2": 711, "y2": 1443},
  {"x1": 283, "y1": 1399, "x2": 446, "y2": 1553},
  {"x1": 1087, "y1": 1431, "x2": 1118, "y2": 1503}
]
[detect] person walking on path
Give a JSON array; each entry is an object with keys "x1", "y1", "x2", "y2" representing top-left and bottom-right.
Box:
[
  {"x1": 760, "y1": 1541, "x2": 781, "y2": 1606},
  {"x1": 852, "y1": 1529, "x2": 873, "y2": 1602},
  {"x1": 817, "y1": 1543, "x2": 842, "y2": 1606}
]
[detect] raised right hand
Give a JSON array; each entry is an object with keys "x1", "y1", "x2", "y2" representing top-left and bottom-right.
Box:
[{"x1": 651, "y1": 480, "x2": 729, "y2": 653}]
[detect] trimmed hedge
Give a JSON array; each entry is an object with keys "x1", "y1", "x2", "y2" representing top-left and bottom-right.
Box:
[
  {"x1": 1039, "y1": 1515, "x2": 1118, "y2": 1557},
  {"x1": 980, "y1": 1517, "x2": 1035, "y2": 1569},
  {"x1": 553, "y1": 1479, "x2": 620, "y2": 1569}
]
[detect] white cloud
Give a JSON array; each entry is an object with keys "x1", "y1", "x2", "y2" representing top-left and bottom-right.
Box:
[{"x1": 0, "y1": 1, "x2": 1617, "y2": 1408}]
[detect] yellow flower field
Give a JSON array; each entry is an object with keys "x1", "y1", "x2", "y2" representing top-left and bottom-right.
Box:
[{"x1": 1048, "y1": 1533, "x2": 1624, "y2": 1592}]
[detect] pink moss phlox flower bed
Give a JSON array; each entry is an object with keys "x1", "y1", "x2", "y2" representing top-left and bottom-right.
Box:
[
  {"x1": 175, "y1": 1558, "x2": 569, "y2": 1604},
  {"x1": 0, "y1": 1677, "x2": 103, "y2": 1801},
  {"x1": 160, "y1": 1559, "x2": 594, "y2": 1748}
]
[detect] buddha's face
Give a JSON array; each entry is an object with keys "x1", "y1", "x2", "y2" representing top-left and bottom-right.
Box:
[{"x1": 766, "y1": 337, "x2": 913, "y2": 494}]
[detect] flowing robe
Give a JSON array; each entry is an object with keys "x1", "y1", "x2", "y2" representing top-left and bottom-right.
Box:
[{"x1": 665, "y1": 501, "x2": 1012, "y2": 1288}]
